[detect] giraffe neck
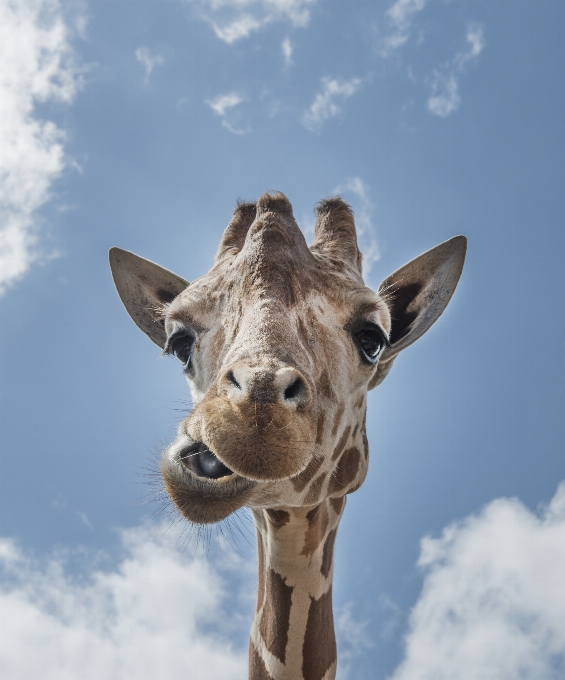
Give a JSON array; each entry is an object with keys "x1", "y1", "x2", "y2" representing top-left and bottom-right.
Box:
[{"x1": 249, "y1": 497, "x2": 346, "y2": 680}]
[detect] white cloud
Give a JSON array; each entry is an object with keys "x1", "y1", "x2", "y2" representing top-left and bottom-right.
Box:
[
  {"x1": 427, "y1": 72, "x2": 460, "y2": 118},
  {"x1": 336, "y1": 602, "x2": 373, "y2": 680},
  {"x1": 205, "y1": 91, "x2": 250, "y2": 134},
  {"x1": 211, "y1": 13, "x2": 262, "y2": 43},
  {"x1": 206, "y1": 91, "x2": 243, "y2": 116},
  {"x1": 333, "y1": 177, "x2": 380, "y2": 276},
  {"x1": 383, "y1": 0, "x2": 427, "y2": 54},
  {"x1": 0, "y1": 525, "x2": 249, "y2": 679},
  {"x1": 135, "y1": 46, "x2": 164, "y2": 83},
  {"x1": 282, "y1": 36, "x2": 293, "y2": 65},
  {"x1": 302, "y1": 77, "x2": 363, "y2": 132},
  {"x1": 427, "y1": 24, "x2": 485, "y2": 118},
  {"x1": 390, "y1": 482, "x2": 565, "y2": 680},
  {"x1": 381, "y1": 3, "x2": 486, "y2": 118},
  {"x1": 185, "y1": 0, "x2": 316, "y2": 44},
  {"x1": 0, "y1": 0, "x2": 82, "y2": 296}
]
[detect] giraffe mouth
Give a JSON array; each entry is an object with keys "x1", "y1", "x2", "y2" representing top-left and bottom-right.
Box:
[
  {"x1": 179, "y1": 442, "x2": 234, "y2": 480},
  {"x1": 162, "y1": 440, "x2": 256, "y2": 524}
]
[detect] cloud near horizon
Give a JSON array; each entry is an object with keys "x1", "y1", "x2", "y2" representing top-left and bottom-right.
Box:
[
  {"x1": 0, "y1": 0, "x2": 82, "y2": 296},
  {"x1": 3, "y1": 485, "x2": 564, "y2": 678},
  {"x1": 0, "y1": 525, "x2": 250, "y2": 680},
  {"x1": 390, "y1": 482, "x2": 565, "y2": 680}
]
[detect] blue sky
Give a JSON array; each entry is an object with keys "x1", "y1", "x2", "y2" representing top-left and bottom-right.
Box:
[{"x1": 1, "y1": 0, "x2": 564, "y2": 678}]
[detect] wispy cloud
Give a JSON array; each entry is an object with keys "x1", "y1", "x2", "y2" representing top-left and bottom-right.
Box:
[
  {"x1": 205, "y1": 91, "x2": 250, "y2": 134},
  {"x1": 0, "y1": 525, "x2": 250, "y2": 679},
  {"x1": 381, "y1": 3, "x2": 486, "y2": 118},
  {"x1": 333, "y1": 177, "x2": 380, "y2": 276},
  {"x1": 427, "y1": 24, "x2": 485, "y2": 117},
  {"x1": 0, "y1": 0, "x2": 82, "y2": 296},
  {"x1": 282, "y1": 36, "x2": 293, "y2": 66},
  {"x1": 135, "y1": 46, "x2": 164, "y2": 83},
  {"x1": 383, "y1": 0, "x2": 428, "y2": 54},
  {"x1": 335, "y1": 602, "x2": 373, "y2": 679},
  {"x1": 302, "y1": 77, "x2": 363, "y2": 132},
  {"x1": 390, "y1": 482, "x2": 565, "y2": 680},
  {"x1": 185, "y1": 0, "x2": 316, "y2": 44},
  {"x1": 207, "y1": 92, "x2": 243, "y2": 117}
]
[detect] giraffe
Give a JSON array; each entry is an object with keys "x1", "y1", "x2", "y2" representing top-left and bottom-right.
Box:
[{"x1": 109, "y1": 192, "x2": 466, "y2": 680}]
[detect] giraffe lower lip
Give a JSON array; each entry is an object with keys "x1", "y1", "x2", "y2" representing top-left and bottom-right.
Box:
[{"x1": 180, "y1": 443, "x2": 233, "y2": 480}]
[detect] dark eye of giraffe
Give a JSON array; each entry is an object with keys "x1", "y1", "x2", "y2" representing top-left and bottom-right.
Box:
[
  {"x1": 354, "y1": 325, "x2": 390, "y2": 365},
  {"x1": 166, "y1": 331, "x2": 195, "y2": 368}
]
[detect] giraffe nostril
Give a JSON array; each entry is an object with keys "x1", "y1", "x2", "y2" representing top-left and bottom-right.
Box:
[
  {"x1": 227, "y1": 370, "x2": 241, "y2": 389},
  {"x1": 283, "y1": 377, "x2": 304, "y2": 401}
]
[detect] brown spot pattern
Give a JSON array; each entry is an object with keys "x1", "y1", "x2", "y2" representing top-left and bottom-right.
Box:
[
  {"x1": 315, "y1": 412, "x2": 325, "y2": 446},
  {"x1": 331, "y1": 404, "x2": 345, "y2": 437},
  {"x1": 362, "y1": 425, "x2": 369, "y2": 460},
  {"x1": 304, "y1": 473, "x2": 325, "y2": 505},
  {"x1": 209, "y1": 325, "x2": 226, "y2": 362},
  {"x1": 302, "y1": 587, "x2": 337, "y2": 680},
  {"x1": 347, "y1": 481, "x2": 362, "y2": 495},
  {"x1": 249, "y1": 642, "x2": 275, "y2": 680},
  {"x1": 291, "y1": 456, "x2": 323, "y2": 493},
  {"x1": 321, "y1": 529, "x2": 337, "y2": 579},
  {"x1": 265, "y1": 508, "x2": 290, "y2": 529},
  {"x1": 332, "y1": 425, "x2": 351, "y2": 461},
  {"x1": 256, "y1": 536, "x2": 266, "y2": 613},
  {"x1": 301, "y1": 503, "x2": 329, "y2": 557},
  {"x1": 354, "y1": 395, "x2": 365, "y2": 409},
  {"x1": 319, "y1": 370, "x2": 336, "y2": 401},
  {"x1": 328, "y1": 446, "x2": 361, "y2": 495},
  {"x1": 259, "y1": 568, "x2": 293, "y2": 664},
  {"x1": 351, "y1": 423, "x2": 359, "y2": 440},
  {"x1": 329, "y1": 495, "x2": 345, "y2": 516}
]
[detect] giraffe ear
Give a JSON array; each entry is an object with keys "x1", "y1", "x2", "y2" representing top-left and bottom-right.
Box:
[
  {"x1": 369, "y1": 235, "x2": 467, "y2": 389},
  {"x1": 310, "y1": 198, "x2": 363, "y2": 276},
  {"x1": 109, "y1": 247, "x2": 189, "y2": 348}
]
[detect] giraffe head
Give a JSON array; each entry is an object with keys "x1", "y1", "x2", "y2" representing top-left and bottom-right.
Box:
[{"x1": 110, "y1": 192, "x2": 465, "y2": 524}]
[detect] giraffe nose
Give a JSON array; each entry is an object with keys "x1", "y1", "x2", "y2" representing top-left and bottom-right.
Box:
[{"x1": 222, "y1": 363, "x2": 310, "y2": 407}]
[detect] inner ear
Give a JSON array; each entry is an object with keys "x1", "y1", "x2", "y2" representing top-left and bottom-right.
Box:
[
  {"x1": 109, "y1": 248, "x2": 189, "y2": 348},
  {"x1": 368, "y1": 235, "x2": 466, "y2": 390},
  {"x1": 387, "y1": 281, "x2": 425, "y2": 346},
  {"x1": 380, "y1": 235, "x2": 466, "y2": 356},
  {"x1": 379, "y1": 236, "x2": 467, "y2": 357}
]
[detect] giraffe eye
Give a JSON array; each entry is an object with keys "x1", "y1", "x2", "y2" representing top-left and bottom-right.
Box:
[
  {"x1": 355, "y1": 326, "x2": 389, "y2": 365},
  {"x1": 167, "y1": 332, "x2": 195, "y2": 368}
]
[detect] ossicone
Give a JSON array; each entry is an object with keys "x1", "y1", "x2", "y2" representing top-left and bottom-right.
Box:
[
  {"x1": 310, "y1": 197, "x2": 363, "y2": 277},
  {"x1": 214, "y1": 201, "x2": 257, "y2": 262}
]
